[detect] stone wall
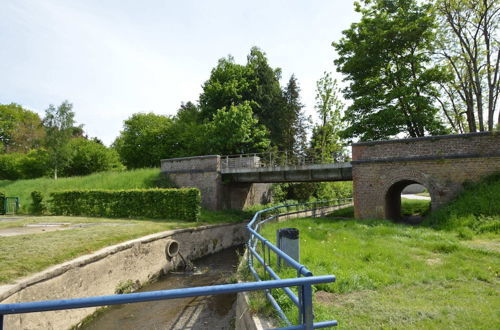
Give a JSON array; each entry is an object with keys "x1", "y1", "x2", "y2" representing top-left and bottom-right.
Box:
[
  {"x1": 161, "y1": 155, "x2": 223, "y2": 210},
  {"x1": 161, "y1": 155, "x2": 271, "y2": 210},
  {"x1": 351, "y1": 132, "x2": 500, "y2": 219},
  {"x1": 0, "y1": 223, "x2": 248, "y2": 330}
]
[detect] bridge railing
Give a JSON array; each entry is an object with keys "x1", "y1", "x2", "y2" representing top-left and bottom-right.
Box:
[
  {"x1": 247, "y1": 198, "x2": 352, "y2": 328},
  {"x1": 221, "y1": 151, "x2": 347, "y2": 170}
]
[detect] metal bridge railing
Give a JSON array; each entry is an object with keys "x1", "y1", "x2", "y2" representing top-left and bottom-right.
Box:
[
  {"x1": 221, "y1": 151, "x2": 347, "y2": 170},
  {"x1": 247, "y1": 198, "x2": 352, "y2": 328}
]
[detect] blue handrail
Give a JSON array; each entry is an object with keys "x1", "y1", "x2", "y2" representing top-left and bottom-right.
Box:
[
  {"x1": 246, "y1": 198, "x2": 352, "y2": 327},
  {"x1": 0, "y1": 276, "x2": 336, "y2": 330}
]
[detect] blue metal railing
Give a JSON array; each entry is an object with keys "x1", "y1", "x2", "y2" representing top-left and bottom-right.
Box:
[
  {"x1": 0, "y1": 199, "x2": 352, "y2": 330},
  {"x1": 246, "y1": 198, "x2": 352, "y2": 327},
  {"x1": 0, "y1": 276, "x2": 335, "y2": 330}
]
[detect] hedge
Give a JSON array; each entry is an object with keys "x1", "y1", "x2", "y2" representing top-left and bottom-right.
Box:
[{"x1": 49, "y1": 188, "x2": 201, "y2": 221}]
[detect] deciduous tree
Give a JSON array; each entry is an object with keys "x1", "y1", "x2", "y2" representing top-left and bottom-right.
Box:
[{"x1": 333, "y1": 0, "x2": 449, "y2": 140}]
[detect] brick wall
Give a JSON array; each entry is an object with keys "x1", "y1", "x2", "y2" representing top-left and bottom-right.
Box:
[{"x1": 351, "y1": 132, "x2": 500, "y2": 219}]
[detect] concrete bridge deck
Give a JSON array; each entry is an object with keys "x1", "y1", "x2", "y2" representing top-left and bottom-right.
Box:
[{"x1": 221, "y1": 162, "x2": 352, "y2": 183}]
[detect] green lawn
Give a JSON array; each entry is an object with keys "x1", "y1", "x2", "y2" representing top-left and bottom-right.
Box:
[
  {"x1": 253, "y1": 217, "x2": 499, "y2": 329},
  {"x1": 0, "y1": 209, "x2": 250, "y2": 284}
]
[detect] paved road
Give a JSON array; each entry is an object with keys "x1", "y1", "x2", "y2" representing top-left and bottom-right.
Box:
[{"x1": 402, "y1": 194, "x2": 431, "y2": 200}]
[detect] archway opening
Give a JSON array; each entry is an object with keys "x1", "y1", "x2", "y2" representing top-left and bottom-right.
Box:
[{"x1": 385, "y1": 180, "x2": 431, "y2": 224}]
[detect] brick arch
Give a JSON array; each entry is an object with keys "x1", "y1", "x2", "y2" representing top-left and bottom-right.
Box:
[{"x1": 351, "y1": 132, "x2": 500, "y2": 220}]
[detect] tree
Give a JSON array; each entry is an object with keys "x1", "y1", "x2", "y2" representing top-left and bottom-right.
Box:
[
  {"x1": 62, "y1": 138, "x2": 124, "y2": 176},
  {"x1": 333, "y1": 0, "x2": 449, "y2": 141},
  {"x1": 310, "y1": 72, "x2": 345, "y2": 161},
  {"x1": 43, "y1": 101, "x2": 78, "y2": 179},
  {"x1": 0, "y1": 103, "x2": 45, "y2": 153},
  {"x1": 113, "y1": 113, "x2": 174, "y2": 169},
  {"x1": 434, "y1": 0, "x2": 500, "y2": 132},
  {"x1": 282, "y1": 75, "x2": 310, "y2": 155},
  {"x1": 198, "y1": 47, "x2": 290, "y2": 150},
  {"x1": 205, "y1": 102, "x2": 270, "y2": 155},
  {"x1": 168, "y1": 102, "x2": 206, "y2": 157}
]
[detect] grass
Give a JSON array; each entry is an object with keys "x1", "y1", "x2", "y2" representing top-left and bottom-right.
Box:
[
  {"x1": 423, "y1": 173, "x2": 500, "y2": 233},
  {"x1": 0, "y1": 209, "x2": 250, "y2": 284},
  {"x1": 252, "y1": 217, "x2": 499, "y2": 329},
  {"x1": 328, "y1": 199, "x2": 431, "y2": 218},
  {"x1": 0, "y1": 168, "x2": 161, "y2": 213}
]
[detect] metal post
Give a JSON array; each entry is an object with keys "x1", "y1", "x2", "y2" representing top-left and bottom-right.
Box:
[
  {"x1": 302, "y1": 284, "x2": 314, "y2": 329},
  {"x1": 0, "y1": 314, "x2": 3, "y2": 330}
]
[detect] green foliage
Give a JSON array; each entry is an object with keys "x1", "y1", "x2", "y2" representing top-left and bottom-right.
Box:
[
  {"x1": 43, "y1": 101, "x2": 78, "y2": 179},
  {"x1": 199, "y1": 47, "x2": 307, "y2": 151},
  {"x1": 30, "y1": 191, "x2": 45, "y2": 215},
  {"x1": 423, "y1": 172, "x2": 500, "y2": 233},
  {"x1": 62, "y1": 138, "x2": 124, "y2": 176},
  {"x1": 310, "y1": 72, "x2": 346, "y2": 161},
  {"x1": 273, "y1": 182, "x2": 353, "y2": 202},
  {"x1": 114, "y1": 113, "x2": 174, "y2": 169},
  {"x1": 333, "y1": 0, "x2": 449, "y2": 141},
  {"x1": 0, "y1": 168, "x2": 162, "y2": 213},
  {"x1": 205, "y1": 102, "x2": 270, "y2": 154},
  {"x1": 49, "y1": 188, "x2": 201, "y2": 221},
  {"x1": 0, "y1": 153, "x2": 23, "y2": 180},
  {"x1": 0, "y1": 103, "x2": 45, "y2": 153}
]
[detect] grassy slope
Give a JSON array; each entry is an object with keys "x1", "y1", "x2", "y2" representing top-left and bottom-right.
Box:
[
  {"x1": 257, "y1": 218, "x2": 499, "y2": 329},
  {"x1": 423, "y1": 173, "x2": 500, "y2": 233},
  {"x1": 0, "y1": 169, "x2": 161, "y2": 213}
]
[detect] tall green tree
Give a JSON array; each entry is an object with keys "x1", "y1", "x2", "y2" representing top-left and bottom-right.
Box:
[
  {"x1": 43, "y1": 101, "x2": 77, "y2": 179},
  {"x1": 333, "y1": 0, "x2": 449, "y2": 140},
  {"x1": 434, "y1": 0, "x2": 500, "y2": 132},
  {"x1": 113, "y1": 113, "x2": 174, "y2": 169},
  {"x1": 205, "y1": 102, "x2": 270, "y2": 155},
  {"x1": 282, "y1": 75, "x2": 310, "y2": 155},
  {"x1": 198, "y1": 47, "x2": 292, "y2": 150},
  {"x1": 310, "y1": 72, "x2": 345, "y2": 161},
  {"x1": 0, "y1": 103, "x2": 45, "y2": 153}
]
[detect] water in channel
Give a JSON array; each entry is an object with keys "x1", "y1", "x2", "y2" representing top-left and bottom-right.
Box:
[{"x1": 81, "y1": 246, "x2": 243, "y2": 330}]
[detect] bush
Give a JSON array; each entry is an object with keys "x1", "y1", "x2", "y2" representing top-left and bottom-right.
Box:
[
  {"x1": 49, "y1": 188, "x2": 201, "y2": 221},
  {"x1": 30, "y1": 191, "x2": 45, "y2": 215}
]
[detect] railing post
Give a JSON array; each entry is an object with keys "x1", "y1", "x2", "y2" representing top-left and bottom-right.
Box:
[
  {"x1": 1, "y1": 314, "x2": 4, "y2": 330},
  {"x1": 301, "y1": 283, "x2": 314, "y2": 330}
]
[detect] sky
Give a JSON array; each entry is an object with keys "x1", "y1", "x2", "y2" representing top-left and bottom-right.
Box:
[{"x1": 0, "y1": 0, "x2": 359, "y2": 145}]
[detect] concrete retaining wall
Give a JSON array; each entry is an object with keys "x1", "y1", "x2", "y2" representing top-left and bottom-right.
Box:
[{"x1": 0, "y1": 223, "x2": 248, "y2": 330}]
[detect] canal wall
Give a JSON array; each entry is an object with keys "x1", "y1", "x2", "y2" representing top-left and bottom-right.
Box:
[{"x1": 0, "y1": 223, "x2": 247, "y2": 330}]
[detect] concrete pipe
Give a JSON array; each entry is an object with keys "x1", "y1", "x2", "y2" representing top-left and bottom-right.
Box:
[{"x1": 165, "y1": 239, "x2": 180, "y2": 260}]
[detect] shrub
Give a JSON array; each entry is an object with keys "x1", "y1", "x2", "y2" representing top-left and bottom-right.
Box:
[
  {"x1": 49, "y1": 188, "x2": 201, "y2": 221},
  {"x1": 30, "y1": 191, "x2": 45, "y2": 215}
]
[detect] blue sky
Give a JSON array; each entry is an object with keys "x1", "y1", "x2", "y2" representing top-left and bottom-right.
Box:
[{"x1": 0, "y1": 0, "x2": 359, "y2": 145}]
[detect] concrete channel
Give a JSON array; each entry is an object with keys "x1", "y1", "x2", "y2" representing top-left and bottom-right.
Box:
[{"x1": 0, "y1": 203, "x2": 349, "y2": 329}]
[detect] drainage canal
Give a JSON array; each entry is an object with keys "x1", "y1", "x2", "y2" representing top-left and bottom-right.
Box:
[{"x1": 81, "y1": 245, "x2": 243, "y2": 330}]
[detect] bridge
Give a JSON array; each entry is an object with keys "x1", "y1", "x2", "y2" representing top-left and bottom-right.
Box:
[{"x1": 161, "y1": 132, "x2": 500, "y2": 220}]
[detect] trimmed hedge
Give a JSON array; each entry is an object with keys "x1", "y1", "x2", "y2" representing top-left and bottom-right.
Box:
[{"x1": 49, "y1": 188, "x2": 201, "y2": 221}]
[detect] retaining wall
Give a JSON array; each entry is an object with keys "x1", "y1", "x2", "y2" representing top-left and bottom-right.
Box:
[{"x1": 0, "y1": 223, "x2": 247, "y2": 330}]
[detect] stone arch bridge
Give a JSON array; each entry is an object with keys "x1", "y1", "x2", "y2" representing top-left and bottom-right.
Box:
[{"x1": 161, "y1": 132, "x2": 500, "y2": 220}]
